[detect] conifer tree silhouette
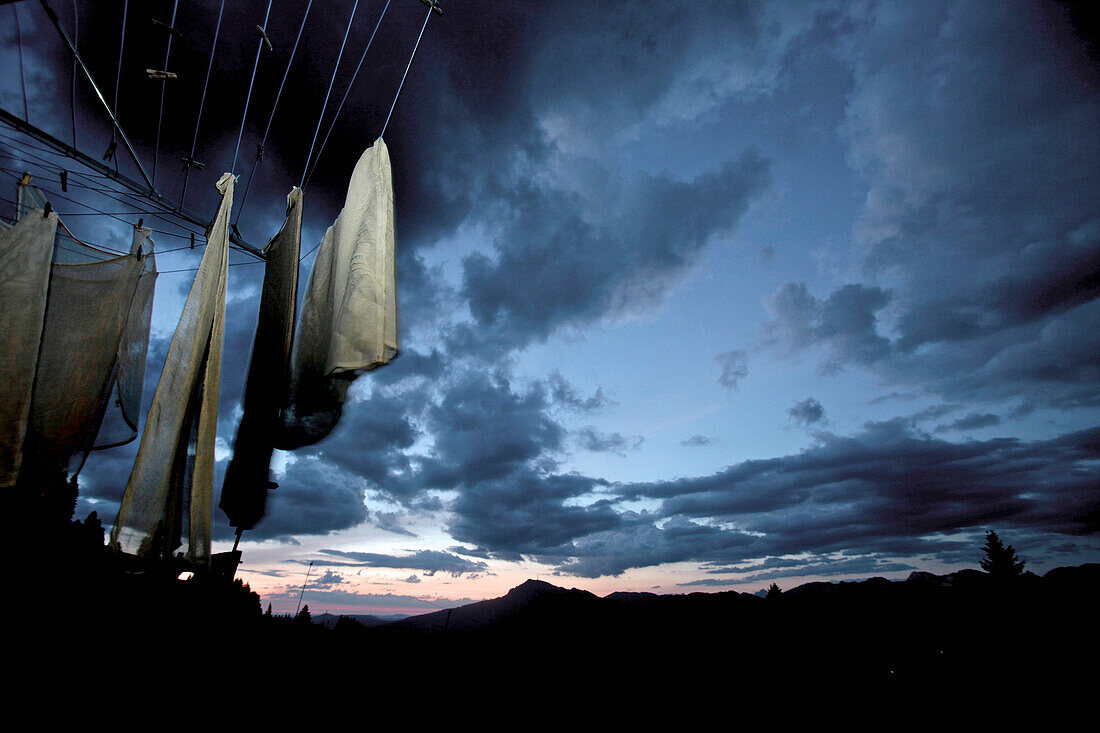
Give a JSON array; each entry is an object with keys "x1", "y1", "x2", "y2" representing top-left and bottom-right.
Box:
[{"x1": 980, "y1": 531, "x2": 1025, "y2": 576}]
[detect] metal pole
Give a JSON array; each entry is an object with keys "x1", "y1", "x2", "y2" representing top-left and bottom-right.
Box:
[
  {"x1": 39, "y1": 0, "x2": 155, "y2": 191},
  {"x1": 296, "y1": 561, "x2": 314, "y2": 615},
  {"x1": 0, "y1": 106, "x2": 266, "y2": 259}
]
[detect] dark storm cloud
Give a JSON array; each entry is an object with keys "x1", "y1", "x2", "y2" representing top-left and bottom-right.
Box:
[
  {"x1": 766, "y1": 282, "x2": 892, "y2": 372},
  {"x1": 933, "y1": 412, "x2": 1002, "y2": 434},
  {"x1": 715, "y1": 349, "x2": 749, "y2": 389},
  {"x1": 414, "y1": 369, "x2": 566, "y2": 492},
  {"x1": 787, "y1": 397, "x2": 825, "y2": 427},
  {"x1": 243, "y1": 455, "x2": 370, "y2": 541},
  {"x1": 761, "y1": 0, "x2": 1100, "y2": 405},
  {"x1": 606, "y1": 422, "x2": 1100, "y2": 570},
  {"x1": 317, "y1": 548, "x2": 487, "y2": 577},
  {"x1": 574, "y1": 427, "x2": 643, "y2": 455},
  {"x1": 461, "y1": 151, "x2": 771, "y2": 351},
  {"x1": 546, "y1": 372, "x2": 613, "y2": 413},
  {"x1": 448, "y1": 472, "x2": 618, "y2": 561}
]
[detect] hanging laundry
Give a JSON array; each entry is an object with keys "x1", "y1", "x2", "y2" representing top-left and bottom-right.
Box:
[
  {"x1": 92, "y1": 226, "x2": 158, "y2": 452},
  {"x1": 277, "y1": 138, "x2": 399, "y2": 450},
  {"x1": 21, "y1": 225, "x2": 157, "y2": 490},
  {"x1": 111, "y1": 173, "x2": 234, "y2": 563},
  {"x1": 219, "y1": 187, "x2": 302, "y2": 532},
  {"x1": 0, "y1": 209, "x2": 58, "y2": 488}
]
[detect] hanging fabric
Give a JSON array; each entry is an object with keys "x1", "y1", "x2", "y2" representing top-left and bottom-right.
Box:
[
  {"x1": 21, "y1": 225, "x2": 156, "y2": 490},
  {"x1": 278, "y1": 138, "x2": 398, "y2": 450},
  {"x1": 0, "y1": 209, "x2": 58, "y2": 488},
  {"x1": 111, "y1": 173, "x2": 234, "y2": 563},
  {"x1": 92, "y1": 226, "x2": 158, "y2": 452},
  {"x1": 219, "y1": 187, "x2": 302, "y2": 531}
]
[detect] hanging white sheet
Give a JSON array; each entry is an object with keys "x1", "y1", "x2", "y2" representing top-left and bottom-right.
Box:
[{"x1": 278, "y1": 138, "x2": 398, "y2": 449}]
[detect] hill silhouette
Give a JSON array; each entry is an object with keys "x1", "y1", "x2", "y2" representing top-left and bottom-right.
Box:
[{"x1": 16, "y1": 514, "x2": 1098, "y2": 698}]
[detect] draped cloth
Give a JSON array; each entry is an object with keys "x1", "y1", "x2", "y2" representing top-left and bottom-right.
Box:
[
  {"x1": 111, "y1": 173, "x2": 234, "y2": 563},
  {"x1": 277, "y1": 138, "x2": 398, "y2": 450},
  {"x1": 0, "y1": 210, "x2": 58, "y2": 488},
  {"x1": 219, "y1": 187, "x2": 302, "y2": 531},
  {"x1": 23, "y1": 226, "x2": 157, "y2": 485}
]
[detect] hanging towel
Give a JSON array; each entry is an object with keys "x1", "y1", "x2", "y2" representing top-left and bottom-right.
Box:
[
  {"x1": 111, "y1": 173, "x2": 233, "y2": 563},
  {"x1": 278, "y1": 138, "x2": 398, "y2": 449},
  {"x1": 219, "y1": 187, "x2": 303, "y2": 531},
  {"x1": 0, "y1": 210, "x2": 58, "y2": 488}
]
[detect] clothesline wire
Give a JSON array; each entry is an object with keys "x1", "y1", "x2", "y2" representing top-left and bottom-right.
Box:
[
  {"x1": 301, "y1": 0, "x2": 361, "y2": 189},
  {"x1": 302, "y1": 0, "x2": 393, "y2": 191},
  {"x1": 70, "y1": 0, "x2": 78, "y2": 149},
  {"x1": 12, "y1": 4, "x2": 28, "y2": 122},
  {"x1": 152, "y1": 0, "x2": 180, "y2": 187},
  {"x1": 381, "y1": 2, "x2": 436, "y2": 140},
  {"x1": 0, "y1": 158, "x2": 206, "y2": 240},
  {"x1": 234, "y1": 0, "x2": 313, "y2": 227},
  {"x1": 109, "y1": 0, "x2": 129, "y2": 149},
  {"x1": 0, "y1": 168, "x2": 202, "y2": 244},
  {"x1": 180, "y1": 0, "x2": 226, "y2": 209},
  {"x1": 231, "y1": 0, "x2": 274, "y2": 175}
]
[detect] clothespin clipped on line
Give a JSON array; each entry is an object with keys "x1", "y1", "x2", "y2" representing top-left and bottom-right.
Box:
[
  {"x1": 152, "y1": 18, "x2": 182, "y2": 38},
  {"x1": 146, "y1": 69, "x2": 177, "y2": 80},
  {"x1": 190, "y1": 232, "x2": 195, "y2": 249},
  {"x1": 103, "y1": 140, "x2": 117, "y2": 162},
  {"x1": 255, "y1": 143, "x2": 265, "y2": 163},
  {"x1": 42, "y1": 201, "x2": 52, "y2": 218},
  {"x1": 256, "y1": 25, "x2": 273, "y2": 52},
  {"x1": 18, "y1": 171, "x2": 31, "y2": 187},
  {"x1": 60, "y1": 170, "x2": 68, "y2": 192},
  {"x1": 180, "y1": 156, "x2": 205, "y2": 172},
  {"x1": 419, "y1": 0, "x2": 444, "y2": 14}
]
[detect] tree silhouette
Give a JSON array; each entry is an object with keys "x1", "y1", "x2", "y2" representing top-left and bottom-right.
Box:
[
  {"x1": 766, "y1": 583, "x2": 782, "y2": 599},
  {"x1": 296, "y1": 604, "x2": 312, "y2": 624},
  {"x1": 980, "y1": 531, "x2": 1025, "y2": 576}
]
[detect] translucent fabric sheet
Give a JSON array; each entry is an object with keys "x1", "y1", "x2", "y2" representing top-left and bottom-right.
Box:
[
  {"x1": 22, "y1": 228, "x2": 152, "y2": 483},
  {"x1": 0, "y1": 210, "x2": 58, "y2": 487},
  {"x1": 111, "y1": 173, "x2": 233, "y2": 563},
  {"x1": 219, "y1": 187, "x2": 302, "y2": 531},
  {"x1": 277, "y1": 139, "x2": 398, "y2": 449},
  {"x1": 92, "y1": 227, "x2": 158, "y2": 451}
]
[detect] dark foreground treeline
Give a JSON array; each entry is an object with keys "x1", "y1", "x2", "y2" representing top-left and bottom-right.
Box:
[{"x1": 14, "y1": 517, "x2": 1098, "y2": 695}]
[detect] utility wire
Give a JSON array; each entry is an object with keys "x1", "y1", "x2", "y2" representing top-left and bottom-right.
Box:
[
  {"x1": 381, "y1": 2, "x2": 438, "y2": 139},
  {"x1": 231, "y1": 0, "x2": 273, "y2": 175},
  {"x1": 12, "y1": 4, "x2": 28, "y2": 121},
  {"x1": 302, "y1": 0, "x2": 392, "y2": 190},
  {"x1": 180, "y1": 0, "x2": 226, "y2": 209},
  {"x1": 110, "y1": 0, "x2": 129, "y2": 147},
  {"x1": 234, "y1": 0, "x2": 313, "y2": 227},
  {"x1": 152, "y1": 0, "x2": 180, "y2": 186},
  {"x1": 301, "y1": 0, "x2": 360, "y2": 189}
]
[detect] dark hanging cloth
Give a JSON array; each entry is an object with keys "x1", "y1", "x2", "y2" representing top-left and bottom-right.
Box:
[{"x1": 219, "y1": 187, "x2": 302, "y2": 531}]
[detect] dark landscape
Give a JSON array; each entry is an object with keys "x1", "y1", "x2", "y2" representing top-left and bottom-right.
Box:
[{"x1": 20, "y1": 513, "x2": 1099, "y2": 696}]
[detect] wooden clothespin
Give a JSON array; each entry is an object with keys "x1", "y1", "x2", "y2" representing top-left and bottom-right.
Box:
[
  {"x1": 256, "y1": 25, "x2": 273, "y2": 52},
  {"x1": 18, "y1": 171, "x2": 31, "y2": 187},
  {"x1": 146, "y1": 69, "x2": 178, "y2": 80},
  {"x1": 152, "y1": 18, "x2": 182, "y2": 38},
  {"x1": 180, "y1": 156, "x2": 205, "y2": 172}
]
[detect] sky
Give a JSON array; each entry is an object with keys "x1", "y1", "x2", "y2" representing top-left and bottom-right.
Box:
[{"x1": 1, "y1": 0, "x2": 1098, "y2": 615}]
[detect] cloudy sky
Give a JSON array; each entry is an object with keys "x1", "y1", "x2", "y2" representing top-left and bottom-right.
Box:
[{"x1": 2, "y1": 0, "x2": 1098, "y2": 614}]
